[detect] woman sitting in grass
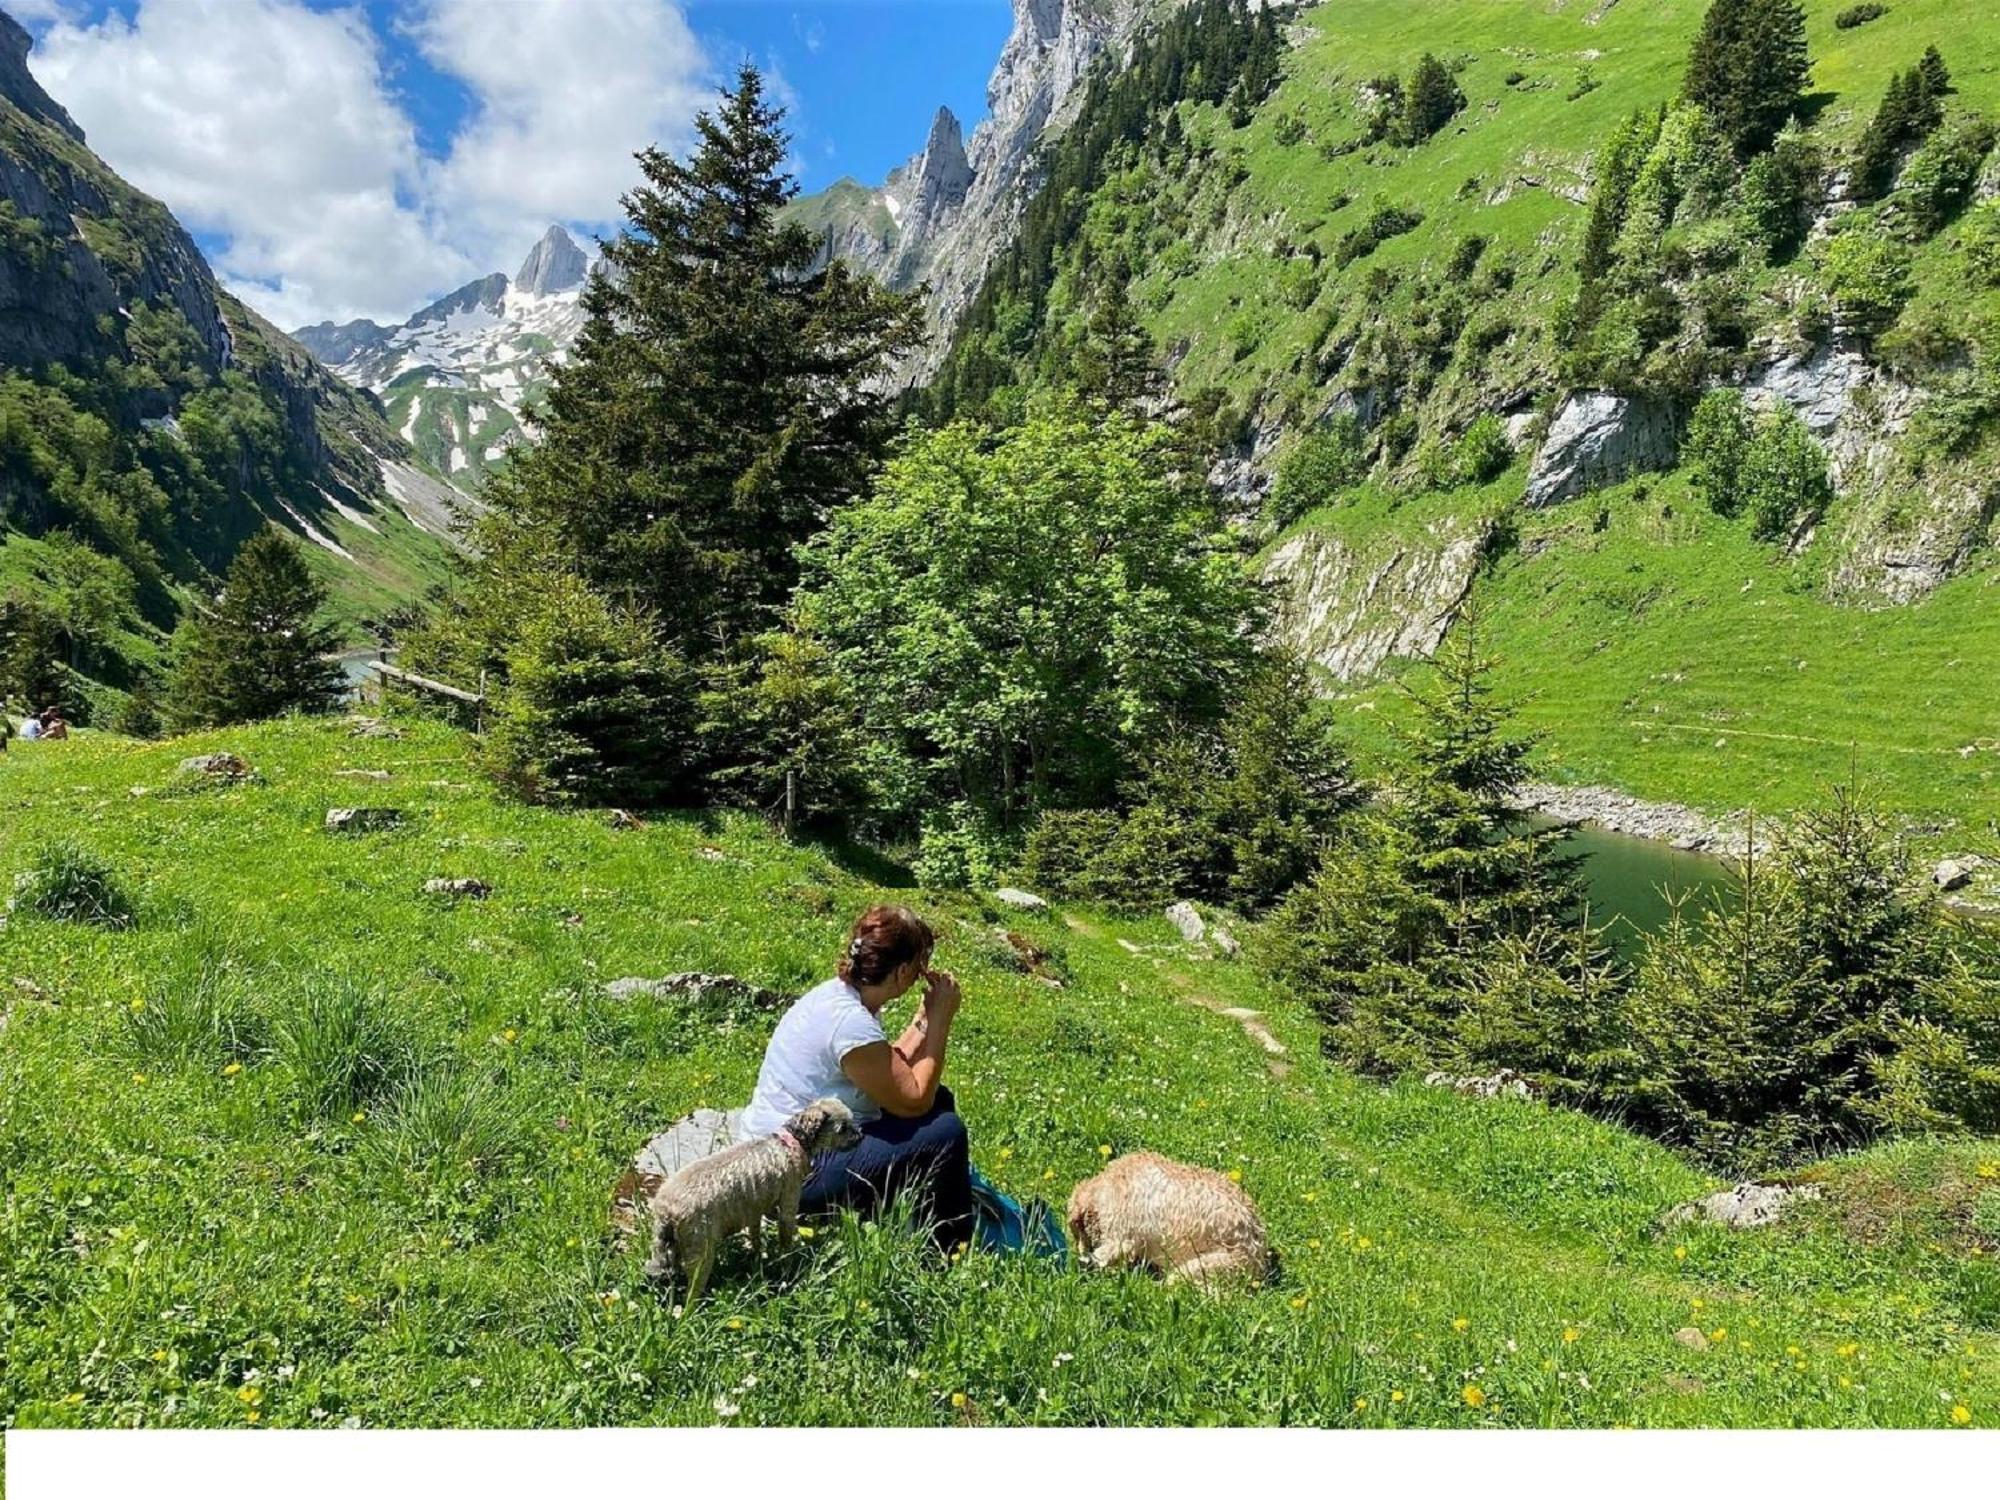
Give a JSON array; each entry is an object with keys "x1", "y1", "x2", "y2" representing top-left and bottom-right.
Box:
[{"x1": 740, "y1": 903, "x2": 973, "y2": 1250}]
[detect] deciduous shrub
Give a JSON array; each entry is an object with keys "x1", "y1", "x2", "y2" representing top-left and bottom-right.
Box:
[
  {"x1": 1269, "y1": 415, "x2": 1368, "y2": 527},
  {"x1": 1685, "y1": 387, "x2": 1753, "y2": 516},
  {"x1": 1453, "y1": 414, "x2": 1513, "y2": 486},
  {"x1": 1821, "y1": 228, "x2": 1913, "y2": 337},
  {"x1": 1740, "y1": 406, "x2": 1832, "y2": 541},
  {"x1": 1894, "y1": 113, "x2": 1997, "y2": 240}
]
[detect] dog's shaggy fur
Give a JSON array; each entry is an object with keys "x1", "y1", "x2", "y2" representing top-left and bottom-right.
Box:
[
  {"x1": 1067, "y1": 1151, "x2": 1272, "y2": 1288},
  {"x1": 645, "y1": 1098, "x2": 861, "y2": 1301}
]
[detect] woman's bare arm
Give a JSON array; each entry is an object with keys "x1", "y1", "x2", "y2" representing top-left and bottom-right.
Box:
[{"x1": 844, "y1": 972, "x2": 960, "y2": 1117}]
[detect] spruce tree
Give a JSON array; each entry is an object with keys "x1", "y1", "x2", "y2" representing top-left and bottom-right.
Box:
[
  {"x1": 167, "y1": 529, "x2": 344, "y2": 728},
  {"x1": 1074, "y1": 272, "x2": 1160, "y2": 411},
  {"x1": 1918, "y1": 44, "x2": 1951, "y2": 98},
  {"x1": 1398, "y1": 54, "x2": 1466, "y2": 146},
  {"x1": 1682, "y1": 0, "x2": 1811, "y2": 158},
  {"x1": 458, "y1": 67, "x2": 920, "y2": 673}
]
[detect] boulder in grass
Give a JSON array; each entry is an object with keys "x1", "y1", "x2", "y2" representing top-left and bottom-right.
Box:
[
  {"x1": 1662, "y1": 1181, "x2": 1822, "y2": 1230},
  {"x1": 993, "y1": 887, "x2": 1047, "y2": 911},
  {"x1": 1211, "y1": 926, "x2": 1242, "y2": 959},
  {"x1": 610, "y1": 1107, "x2": 746, "y2": 1246},
  {"x1": 1934, "y1": 856, "x2": 1984, "y2": 892},
  {"x1": 423, "y1": 877, "x2": 491, "y2": 900},
  {"x1": 345, "y1": 715, "x2": 402, "y2": 740},
  {"x1": 324, "y1": 807, "x2": 403, "y2": 835},
  {"x1": 1424, "y1": 1067, "x2": 1537, "y2": 1100},
  {"x1": 177, "y1": 752, "x2": 253, "y2": 783},
  {"x1": 603, "y1": 972, "x2": 789, "y2": 1028},
  {"x1": 1166, "y1": 901, "x2": 1206, "y2": 943}
]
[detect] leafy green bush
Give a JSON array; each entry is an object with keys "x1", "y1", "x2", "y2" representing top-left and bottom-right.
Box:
[
  {"x1": 1740, "y1": 406, "x2": 1832, "y2": 541},
  {"x1": 1453, "y1": 414, "x2": 1512, "y2": 486},
  {"x1": 1821, "y1": 229, "x2": 1913, "y2": 337},
  {"x1": 10, "y1": 842, "x2": 134, "y2": 928},
  {"x1": 1894, "y1": 114, "x2": 1997, "y2": 240},
  {"x1": 912, "y1": 802, "x2": 1006, "y2": 890},
  {"x1": 1021, "y1": 810, "x2": 1123, "y2": 900},
  {"x1": 1685, "y1": 388, "x2": 1753, "y2": 517},
  {"x1": 1965, "y1": 202, "x2": 2000, "y2": 287},
  {"x1": 1268, "y1": 416, "x2": 1367, "y2": 526}
]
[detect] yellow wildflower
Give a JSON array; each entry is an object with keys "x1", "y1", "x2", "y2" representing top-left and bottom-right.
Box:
[
  {"x1": 1043, "y1": 1169, "x2": 1055, "y2": 1181},
  {"x1": 1353, "y1": 1397, "x2": 1368, "y2": 1412},
  {"x1": 1356, "y1": 1236, "x2": 1373, "y2": 1251},
  {"x1": 1977, "y1": 1162, "x2": 1998, "y2": 1180},
  {"x1": 1227, "y1": 1168, "x2": 1242, "y2": 1183},
  {"x1": 998, "y1": 1147, "x2": 1013, "y2": 1161},
  {"x1": 351, "y1": 1111, "x2": 367, "y2": 1124},
  {"x1": 132, "y1": 1072, "x2": 147, "y2": 1085},
  {"x1": 1838, "y1": 1343, "x2": 1858, "y2": 1359},
  {"x1": 1463, "y1": 1385, "x2": 1486, "y2": 1408},
  {"x1": 1391, "y1": 1390, "x2": 1405, "y2": 1403},
  {"x1": 1308, "y1": 1238, "x2": 1322, "y2": 1250},
  {"x1": 238, "y1": 1386, "x2": 262, "y2": 1405},
  {"x1": 1673, "y1": 1245, "x2": 1688, "y2": 1261},
  {"x1": 1953, "y1": 1405, "x2": 1972, "y2": 1426},
  {"x1": 951, "y1": 1393, "x2": 967, "y2": 1409},
  {"x1": 151, "y1": 1349, "x2": 168, "y2": 1362},
  {"x1": 245, "y1": 1410, "x2": 260, "y2": 1424},
  {"x1": 1563, "y1": 1327, "x2": 1581, "y2": 1345},
  {"x1": 798, "y1": 1226, "x2": 815, "y2": 1240},
  {"x1": 502, "y1": 1028, "x2": 517, "y2": 1043},
  {"x1": 727, "y1": 1318, "x2": 744, "y2": 1331},
  {"x1": 1099, "y1": 1144, "x2": 1112, "y2": 1158},
  {"x1": 1452, "y1": 1317, "x2": 1470, "y2": 1333},
  {"x1": 222, "y1": 1062, "x2": 243, "y2": 1078}
]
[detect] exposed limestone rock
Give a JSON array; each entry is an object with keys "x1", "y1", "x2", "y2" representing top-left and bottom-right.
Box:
[
  {"x1": 345, "y1": 716, "x2": 403, "y2": 740},
  {"x1": 1211, "y1": 925, "x2": 1241, "y2": 958},
  {"x1": 1166, "y1": 901, "x2": 1206, "y2": 943},
  {"x1": 324, "y1": 807, "x2": 403, "y2": 834},
  {"x1": 1673, "y1": 1326, "x2": 1710, "y2": 1350},
  {"x1": 423, "y1": 877, "x2": 491, "y2": 899},
  {"x1": 176, "y1": 752, "x2": 253, "y2": 782},
  {"x1": 514, "y1": 225, "x2": 588, "y2": 297},
  {"x1": 1424, "y1": 1068, "x2": 1537, "y2": 1100},
  {"x1": 1262, "y1": 516, "x2": 1493, "y2": 680},
  {"x1": 993, "y1": 886, "x2": 1049, "y2": 911},
  {"x1": 1523, "y1": 392, "x2": 1678, "y2": 508},
  {"x1": 1663, "y1": 1181, "x2": 1822, "y2": 1229},
  {"x1": 1516, "y1": 781, "x2": 1762, "y2": 859},
  {"x1": 603, "y1": 972, "x2": 788, "y2": 1017},
  {"x1": 1934, "y1": 856, "x2": 1985, "y2": 891}
]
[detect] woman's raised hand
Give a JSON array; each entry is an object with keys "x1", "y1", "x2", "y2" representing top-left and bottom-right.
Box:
[{"x1": 923, "y1": 968, "x2": 962, "y2": 1020}]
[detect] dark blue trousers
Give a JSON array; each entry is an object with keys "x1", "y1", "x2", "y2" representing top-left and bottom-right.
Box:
[{"x1": 799, "y1": 1085, "x2": 974, "y2": 1249}]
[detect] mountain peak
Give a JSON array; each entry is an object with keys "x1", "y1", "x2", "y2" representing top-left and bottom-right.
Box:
[
  {"x1": 515, "y1": 225, "x2": 588, "y2": 297},
  {"x1": 1, "y1": 8, "x2": 86, "y2": 142}
]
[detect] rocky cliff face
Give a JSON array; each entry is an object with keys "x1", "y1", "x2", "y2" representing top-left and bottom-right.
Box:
[
  {"x1": 0, "y1": 9, "x2": 455, "y2": 589},
  {"x1": 792, "y1": 0, "x2": 1160, "y2": 383}
]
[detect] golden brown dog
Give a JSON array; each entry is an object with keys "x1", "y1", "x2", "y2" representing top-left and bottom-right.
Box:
[{"x1": 1067, "y1": 1151, "x2": 1272, "y2": 1288}]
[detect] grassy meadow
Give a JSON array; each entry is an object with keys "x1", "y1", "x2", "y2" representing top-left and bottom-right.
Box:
[{"x1": 3, "y1": 714, "x2": 2000, "y2": 1448}]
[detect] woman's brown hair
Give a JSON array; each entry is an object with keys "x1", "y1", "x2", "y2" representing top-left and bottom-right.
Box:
[{"x1": 839, "y1": 904, "x2": 935, "y2": 988}]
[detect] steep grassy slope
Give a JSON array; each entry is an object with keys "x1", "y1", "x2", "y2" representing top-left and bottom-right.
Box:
[
  {"x1": 921, "y1": 0, "x2": 1998, "y2": 836},
  {"x1": 5, "y1": 716, "x2": 2000, "y2": 1436}
]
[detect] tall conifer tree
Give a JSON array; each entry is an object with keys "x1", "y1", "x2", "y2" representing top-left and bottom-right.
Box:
[{"x1": 1682, "y1": 0, "x2": 1811, "y2": 158}]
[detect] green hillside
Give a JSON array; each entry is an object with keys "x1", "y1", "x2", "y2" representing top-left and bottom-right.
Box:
[
  {"x1": 3, "y1": 716, "x2": 2000, "y2": 1436},
  {"x1": 917, "y1": 0, "x2": 1999, "y2": 840}
]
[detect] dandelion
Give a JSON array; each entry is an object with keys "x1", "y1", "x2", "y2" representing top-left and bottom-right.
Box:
[
  {"x1": 1710, "y1": 1329, "x2": 1728, "y2": 1343},
  {"x1": 1391, "y1": 1390, "x2": 1405, "y2": 1403},
  {"x1": 951, "y1": 1392, "x2": 967, "y2": 1409},
  {"x1": 238, "y1": 1386, "x2": 262, "y2": 1406},
  {"x1": 245, "y1": 1410, "x2": 261, "y2": 1424},
  {"x1": 1290, "y1": 1296, "x2": 1309, "y2": 1311},
  {"x1": 1099, "y1": 1145, "x2": 1113, "y2": 1159},
  {"x1": 1673, "y1": 1245, "x2": 1688, "y2": 1261},
  {"x1": 1353, "y1": 1397, "x2": 1368, "y2": 1411},
  {"x1": 1042, "y1": 1169, "x2": 1056, "y2": 1182},
  {"x1": 727, "y1": 1318, "x2": 744, "y2": 1331},
  {"x1": 1227, "y1": 1168, "x2": 1242, "y2": 1183},
  {"x1": 1953, "y1": 1405, "x2": 1972, "y2": 1425},
  {"x1": 1838, "y1": 1343, "x2": 1858, "y2": 1359},
  {"x1": 1357, "y1": 1236, "x2": 1373, "y2": 1251},
  {"x1": 222, "y1": 1062, "x2": 243, "y2": 1078},
  {"x1": 129, "y1": 997, "x2": 145, "y2": 1013},
  {"x1": 1563, "y1": 1327, "x2": 1580, "y2": 1345},
  {"x1": 352, "y1": 1111, "x2": 367, "y2": 1124},
  {"x1": 1452, "y1": 1317, "x2": 1470, "y2": 1333},
  {"x1": 132, "y1": 1072, "x2": 147, "y2": 1085},
  {"x1": 998, "y1": 1147, "x2": 1013, "y2": 1161},
  {"x1": 1308, "y1": 1238, "x2": 1322, "y2": 1250},
  {"x1": 1839, "y1": 1376, "x2": 1853, "y2": 1389},
  {"x1": 151, "y1": 1349, "x2": 168, "y2": 1362},
  {"x1": 1690, "y1": 1298, "x2": 1704, "y2": 1311},
  {"x1": 502, "y1": 1029, "x2": 518, "y2": 1044},
  {"x1": 1978, "y1": 1162, "x2": 1998, "y2": 1180},
  {"x1": 798, "y1": 1226, "x2": 815, "y2": 1240},
  {"x1": 1463, "y1": 1385, "x2": 1486, "y2": 1407},
  {"x1": 1303, "y1": 1191, "x2": 1319, "y2": 1203}
]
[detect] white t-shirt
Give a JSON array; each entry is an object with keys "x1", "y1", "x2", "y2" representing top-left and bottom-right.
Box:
[
  {"x1": 740, "y1": 977, "x2": 887, "y2": 1138},
  {"x1": 17, "y1": 719, "x2": 41, "y2": 741}
]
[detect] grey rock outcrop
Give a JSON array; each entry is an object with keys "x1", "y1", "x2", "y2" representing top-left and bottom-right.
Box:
[
  {"x1": 515, "y1": 225, "x2": 588, "y2": 297},
  {"x1": 1523, "y1": 392, "x2": 1678, "y2": 508},
  {"x1": 423, "y1": 877, "x2": 491, "y2": 899},
  {"x1": 1663, "y1": 1181, "x2": 1821, "y2": 1229},
  {"x1": 176, "y1": 752, "x2": 253, "y2": 782},
  {"x1": 1425, "y1": 1068, "x2": 1537, "y2": 1100},
  {"x1": 993, "y1": 887, "x2": 1048, "y2": 911},
  {"x1": 1, "y1": 11, "x2": 83, "y2": 142},
  {"x1": 1165, "y1": 901, "x2": 1206, "y2": 943},
  {"x1": 1516, "y1": 782, "x2": 1761, "y2": 859},
  {"x1": 1262, "y1": 515, "x2": 1493, "y2": 680},
  {"x1": 603, "y1": 972, "x2": 788, "y2": 1016},
  {"x1": 791, "y1": 0, "x2": 1156, "y2": 385},
  {"x1": 324, "y1": 807, "x2": 403, "y2": 834},
  {"x1": 1934, "y1": 856, "x2": 1985, "y2": 891}
]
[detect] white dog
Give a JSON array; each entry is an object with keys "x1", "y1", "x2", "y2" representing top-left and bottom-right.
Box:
[{"x1": 1067, "y1": 1151, "x2": 1272, "y2": 1289}]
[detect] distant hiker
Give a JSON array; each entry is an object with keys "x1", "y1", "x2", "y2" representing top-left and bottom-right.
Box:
[
  {"x1": 740, "y1": 904, "x2": 975, "y2": 1251},
  {"x1": 39, "y1": 707, "x2": 67, "y2": 741},
  {"x1": 17, "y1": 710, "x2": 43, "y2": 742}
]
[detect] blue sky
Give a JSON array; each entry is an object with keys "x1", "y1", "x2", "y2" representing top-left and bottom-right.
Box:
[{"x1": 19, "y1": 0, "x2": 1013, "y2": 326}]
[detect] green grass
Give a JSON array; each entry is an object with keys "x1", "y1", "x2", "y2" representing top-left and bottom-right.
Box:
[{"x1": 4, "y1": 716, "x2": 2000, "y2": 1439}]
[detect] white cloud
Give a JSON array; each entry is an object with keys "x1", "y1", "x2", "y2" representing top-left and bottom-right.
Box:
[
  {"x1": 29, "y1": 0, "x2": 713, "y2": 329},
  {"x1": 408, "y1": 0, "x2": 710, "y2": 279}
]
